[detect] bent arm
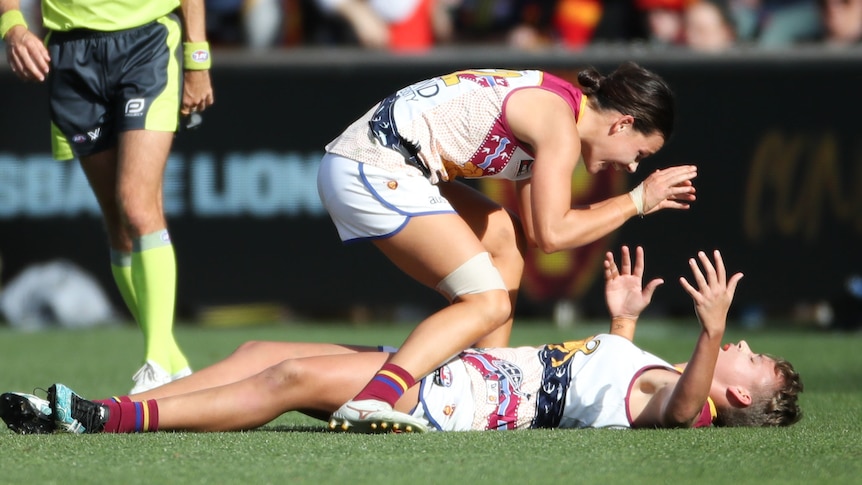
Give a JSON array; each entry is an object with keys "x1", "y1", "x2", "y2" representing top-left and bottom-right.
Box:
[
  {"x1": 178, "y1": 0, "x2": 214, "y2": 115},
  {"x1": 508, "y1": 88, "x2": 641, "y2": 253},
  {"x1": 508, "y1": 89, "x2": 639, "y2": 253}
]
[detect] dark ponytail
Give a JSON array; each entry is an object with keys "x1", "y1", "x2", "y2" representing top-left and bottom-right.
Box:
[{"x1": 577, "y1": 62, "x2": 675, "y2": 141}]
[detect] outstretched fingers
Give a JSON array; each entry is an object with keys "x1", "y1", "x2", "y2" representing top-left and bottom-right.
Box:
[
  {"x1": 620, "y1": 245, "x2": 633, "y2": 277},
  {"x1": 603, "y1": 251, "x2": 618, "y2": 281},
  {"x1": 632, "y1": 246, "x2": 645, "y2": 278},
  {"x1": 679, "y1": 250, "x2": 745, "y2": 306}
]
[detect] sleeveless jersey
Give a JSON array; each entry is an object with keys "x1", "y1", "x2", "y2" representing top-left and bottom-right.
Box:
[
  {"x1": 42, "y1": 0, "x2": 180, "y2": 32},
  {"x1": 552, "y1": 334, "x2": 677, "y2": 429},
  {"x1": 325, "y1": 69, "x2": 587, "y2": 184},
  {"x1": 464, "y1": 334, "x2": 684, "y2": 430},
  {"x1": 417, "y1": 333, "x2": 715, "y2": 431}
]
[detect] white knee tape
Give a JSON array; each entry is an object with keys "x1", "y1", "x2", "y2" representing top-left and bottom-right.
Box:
[{"x1": 435, "y1": 252, "x2": 507, "y2": 302}]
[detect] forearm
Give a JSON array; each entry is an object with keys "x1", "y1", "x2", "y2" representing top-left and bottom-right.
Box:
[
  {"x1": 663, "y1": 328, "x2": 723, "y2": 426},
  {"x1": 0, "y1": 0, "x2": 21, "y2": 15},
  {"x1": 179, "y1": 0, "x2": 207, "y2": 42},
  {"x1": 534, "y1": 194, "x2": 638, "y2": 253}
]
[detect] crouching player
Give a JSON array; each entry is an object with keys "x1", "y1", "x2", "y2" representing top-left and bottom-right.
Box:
[{"x1": 1, "y1": 247, "x2": 802, "y2": 434}]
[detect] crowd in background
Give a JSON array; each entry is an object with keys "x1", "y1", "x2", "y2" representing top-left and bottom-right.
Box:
[{"x1": 6, "y1": 0, "x2": 862, "y2": 53}]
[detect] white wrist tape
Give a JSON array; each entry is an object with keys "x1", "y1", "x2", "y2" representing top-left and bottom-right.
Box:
[{"x1": 629, "y1": 183, "x2": 645, "y2": 216}]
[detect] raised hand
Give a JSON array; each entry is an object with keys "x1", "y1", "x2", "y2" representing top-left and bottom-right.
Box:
[
  {"x1": 604, "y1": 246, "x2": 664, "y2": 340},
  {"x1": 640, "y1": 165, "x2": 698, "y2": 215},
  {"x1": 678, "y1": 250, "x2": 743, "y2": 337}
]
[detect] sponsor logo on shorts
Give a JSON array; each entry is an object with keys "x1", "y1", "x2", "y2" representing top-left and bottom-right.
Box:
[
  {"x1": 192, "y1": 50, "x2": 209, "y2": 63},
  {"x1": 125, "y1": 98, "x2": 146, "y2": 117},
  {"x1": 434, "y1": 365, "x2": 453, "y2": 387},
  {"x1": 160, "y1": 230, "x2": 171, "y2": 243},
  {"x1": 428, "y1": 196, "x2": 446, "y2": 204},
  {"x1": 87, "y1": 127, "x2": 101, "y2": 141},
  {"x1": 386, "y1": 180, "x2": 398, "y2": 190},
  {"x1": 443, "y1": 405, "x2": 455, "y2": 416},
  {"x1": 516, "y1": 158, "x2": 534, "y2": 177},
  {"x1": 72, "y1": 134, "x2": 87, "y2": 143}
]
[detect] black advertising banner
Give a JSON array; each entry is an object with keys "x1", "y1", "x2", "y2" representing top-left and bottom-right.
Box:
[{"x1": 2, "y1": 50, "x2": 860, "y2": 320}]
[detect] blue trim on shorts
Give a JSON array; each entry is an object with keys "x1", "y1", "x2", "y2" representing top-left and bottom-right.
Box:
[
  {"x1": 341, "y1": 163, "x2": 456, "y2": 245},
  {"x1": 418, "y1": 375, "x2": 444, "y2": 431}
]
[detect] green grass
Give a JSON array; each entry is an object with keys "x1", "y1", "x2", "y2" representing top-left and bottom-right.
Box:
[{"x1": 1, "y1": 320, "x2": 861, "y2": 484}]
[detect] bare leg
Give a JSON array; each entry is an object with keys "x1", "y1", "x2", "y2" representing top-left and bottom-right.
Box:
[
  {"x1": 439, "y1": 181, "x2": 526, "y2": 347},
  {"x1": 130, "y1": 342, "x2": 378, "y2": 401},
  {"x1": 372, "y1": 212, "x2": 512, "y2": 380},
  {"x1": 116, "y1": 130, "x2": 173, "y2": 236},
  {"x1": 79, "y1": 148, "x2": 128, "y2": 251},
  {"x1": 155, "y1": 352, "x2": 420, "y2": 431}
]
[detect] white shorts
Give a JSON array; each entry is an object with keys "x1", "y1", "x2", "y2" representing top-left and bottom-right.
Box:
[
  {"x1": 411, "y1": 359, "x2": 475, "y2": 432},
  {"x1": 317, "y1": 153, "x2": 456, "y2": 242}
]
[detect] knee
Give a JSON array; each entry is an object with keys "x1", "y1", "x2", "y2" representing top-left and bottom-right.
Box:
[
  {"x1": 232, "y1": 340, "x2": 268, "y2": 358},
  {"x1": 480, "y1": 289, "x2": 513, "y2": 324},
  {"x1": 258, "y1": 358, "x2": 304, "y2": 391},
  {"x1": 117, "y1": 194, "x2": 163, "y2": 234},
  {"x1": 461, "y1": 289, "x2": 513, "y2": 331}
]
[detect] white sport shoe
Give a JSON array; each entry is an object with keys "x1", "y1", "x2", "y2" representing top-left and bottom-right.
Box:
[
  {"x1": 328, "y1": 399, "x2": 427, "y2": 433},
  {"x1": 129, "y1": 360, "x2": 172, "y2": 394},
  {"x1": 171, "y1": 366, "x2": 192, "y2": 381}
]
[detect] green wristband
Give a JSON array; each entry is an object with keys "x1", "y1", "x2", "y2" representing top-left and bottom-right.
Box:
[
  {"x1": 0, "y1": 10, "x2": 28, "y2": 40},
  {"x1": 183, "y1": 41, "x2": 212, "y2": 70}
]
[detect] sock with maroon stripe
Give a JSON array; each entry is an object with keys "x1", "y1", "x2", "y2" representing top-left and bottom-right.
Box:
[
  {"x1": 94, "y1": 399, "x2": 159, "y2": 433},
  {"x1": 353, "y1": 363, "x2": 415, "y2": 407}
]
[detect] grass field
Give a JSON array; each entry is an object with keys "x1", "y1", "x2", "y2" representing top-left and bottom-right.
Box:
[{"x1": 1, "y1": 319, "x2": 860, "y2": 485}]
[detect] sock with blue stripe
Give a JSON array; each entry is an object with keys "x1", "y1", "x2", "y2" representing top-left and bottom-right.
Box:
[
  {"x1": 353, "y1": 363, "x2": 415, "y2": 407},
  {"x1": 95, "y1": 398, "x2": 159, "y2": 433}
]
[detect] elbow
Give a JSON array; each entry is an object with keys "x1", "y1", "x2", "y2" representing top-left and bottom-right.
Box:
[
  {"x1": 533, "y1": 231, "x2": 585, "y2": 254},
  {"x1": 663, "y1": 407, "x2": 700, "y2": 428},
  {"x1": 534, "y1": 236, "x2": 565, "y2": 254}
]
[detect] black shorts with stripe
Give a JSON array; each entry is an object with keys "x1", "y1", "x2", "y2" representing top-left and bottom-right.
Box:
[{"x1": 46, "y1": 14, "x2": 183, "y2": 160}]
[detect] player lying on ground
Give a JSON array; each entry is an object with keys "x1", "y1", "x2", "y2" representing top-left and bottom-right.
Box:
[{"x1": 0, "y1": 247, "x2": 802, "y2": 434}]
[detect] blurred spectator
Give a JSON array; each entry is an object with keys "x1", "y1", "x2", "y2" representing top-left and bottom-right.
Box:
[
  {"x1": 634, "y1": 0, "x2": 697, "y2": 46},
  {"x1": 506, "y1": 0, "x2": 603, "y2": 50},
  {"x1": 447, "y1": 0, "x2": 603, "y2": 50},
  {"x1": 206, "y1": 0, "x2": 286, "y2": 49},
  {"x1": 813, "y1": 0, "x2": 862, "y2": 46},
  {"x1": 682, "y1": 0, "x2": 737, "y2": 51},
  {"x1": 728, "y1": 0, "x2": 821, "y2": 46},
  {"x1": 309, "y1": 0, "x2": 455, "y2": 52}
]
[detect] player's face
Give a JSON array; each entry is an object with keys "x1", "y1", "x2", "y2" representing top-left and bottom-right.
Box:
[
  {"x1": 714, "y1": 340, "x2": 780, "y2": 392},
  {"x1": 583, "y1": 127, "x2": 664, "y2": 175}
]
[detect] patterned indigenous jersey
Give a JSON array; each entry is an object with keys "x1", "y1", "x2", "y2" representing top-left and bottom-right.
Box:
[
  {"x1": 325, "y1": 69, "x2": 587, "y2": 184},
  {"x1": 42, "y1": 0, "x2": 180, "y2": 32},
  {"x1": 419, "y1": 333, "x2": 716, "y2": 431}
]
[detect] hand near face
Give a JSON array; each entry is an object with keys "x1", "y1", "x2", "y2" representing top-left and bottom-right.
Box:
[{"x1": 641, "y1": 165, "x2": 698, "y2": 214}]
